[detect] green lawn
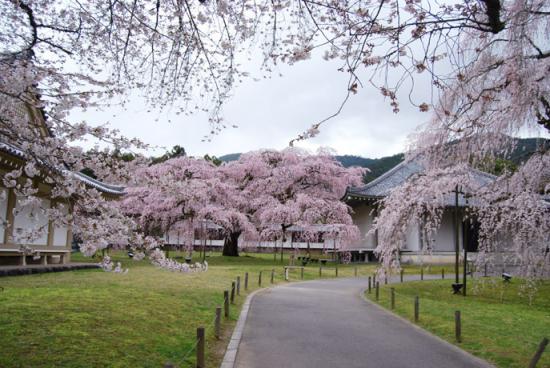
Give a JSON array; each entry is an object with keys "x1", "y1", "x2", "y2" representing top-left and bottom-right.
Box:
[
  {"x1": 365, "y1": 277, "x2": 550, "y2": 368},
  {"x1": 1, "y1": 251, "x2": 386, "y2": 368}
]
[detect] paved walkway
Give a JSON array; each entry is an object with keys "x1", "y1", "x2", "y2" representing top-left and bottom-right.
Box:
[{"x1": 234, "y1": 277, "x2": 492, "y2": 368}]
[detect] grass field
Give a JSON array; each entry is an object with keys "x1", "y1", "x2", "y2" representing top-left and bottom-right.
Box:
[
  {"x1": 0, "y1": 251, "x2": 386, "y2": 368},
  {"x1": 365, "y1": 277, "x2": 550, "y2": 368}
]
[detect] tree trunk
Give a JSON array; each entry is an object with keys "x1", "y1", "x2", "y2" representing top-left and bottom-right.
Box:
[{"x1": 223, "y1": 231, "x2": 241, "y2": 257}]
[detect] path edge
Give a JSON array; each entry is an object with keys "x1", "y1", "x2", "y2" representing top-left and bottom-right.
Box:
[
  {"x1": 220, "y1": 287, "x2": 268, "y2": 368},
  {"x1": 359, "y1": 287, "x2": 496, "y2": 368}
]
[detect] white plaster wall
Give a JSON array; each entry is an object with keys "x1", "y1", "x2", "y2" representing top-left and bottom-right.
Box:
[
  {"x1": 404, "y1": 223, "x2": 421, "y2": 251},
  {"x1": 13, "y1": 196, "x2": 49, "y2": 245},
  {"x1": 0, "y1": 188, "x2": 7, "y2": 242},
  {"x1": 53, "y1": 205, "x2": 69, "y2": 247},
  {"x1": 351, "y1": 204, "x2": 377, "y2": 249},
  {"x1": 433, "y1": 210, "x2": 462, "y2": 252}
]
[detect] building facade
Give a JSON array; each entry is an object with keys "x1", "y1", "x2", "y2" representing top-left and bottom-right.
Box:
[{"x1": 345, "y1": 160, "x2": 496, "y2": 264}]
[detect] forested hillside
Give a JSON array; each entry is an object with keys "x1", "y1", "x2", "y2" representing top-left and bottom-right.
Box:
[{"x1": 218, "y1": 137, "x2": 548, "y2": 183}]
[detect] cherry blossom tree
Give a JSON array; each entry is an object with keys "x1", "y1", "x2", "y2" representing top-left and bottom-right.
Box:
[
  {"x1": 366, "y1": 1, "x2": 550, "y2": 280},
  {"x1": 120, "y1": 149, "x2": 364, "y2": 258},
  {"x1": 224, "y1": 149, "x2": 365, "y2": 258},
  {"x1": 2, "y1": 0, "x2": 549, "y2": 269}
]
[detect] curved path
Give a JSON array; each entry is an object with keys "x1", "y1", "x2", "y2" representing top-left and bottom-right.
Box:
[{"x1": 233, "y1": 277, "x2": 492, "y2": 368}]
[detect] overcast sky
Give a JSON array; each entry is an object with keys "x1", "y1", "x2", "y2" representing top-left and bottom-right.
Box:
[{"x1": 68, "y1": 53, "x2": 442, "y2": 159}]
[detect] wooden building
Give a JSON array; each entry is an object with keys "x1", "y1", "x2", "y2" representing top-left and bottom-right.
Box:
[
  {"x1": 0, "y1": 97, "x2": 124, "y2": 266},
  {"x1": 345, "y1": 160, "x2": 496, "y2": 264}
]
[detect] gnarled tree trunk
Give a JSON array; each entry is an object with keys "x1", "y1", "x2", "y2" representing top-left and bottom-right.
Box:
[{"x1": 222, "y1": 231, "x2": 241, "y2": 256}]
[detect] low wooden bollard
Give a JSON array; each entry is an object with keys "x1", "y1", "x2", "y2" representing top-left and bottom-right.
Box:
[
  {"x1": 529, "y1": 337, "x2": 549, "y2": 368},
  {"x1": 455, "y1": 311, "x2": 461, "y2": 343},
  {"x1": 421, "y1": 268, "x2": 424, "y2": 280},
  {"x1": 335, "y1": 264, "x2": 339, "y2": 277},
  {"x1": 300, "y1": 267, "x2": 304, "y2": 280},
  {"x1": 319, "y1": 266, "x2": 322, "y2": 277},
  {"x1": 390, "y1": 288, "x2": 395, "y2": 310},
  {"x1": 400, "y1": 269, "x2": 404, "y2": 283},
  {"x1": 215, "y1": 307, "x2": 221, "y2": 339},
  {"x1": 244, "y1": 272, "x2": 249, "y2": 291},
  {"x1": 259, "y1": 271, "x2": 262, "y2": 287},
  {"x1": 414, "y1": 296, "x2": 419, "y2": 322},
  {"x1": 442, "y1": 268, "x2": 445, "y2": 279},
  {"x1": 368, "y1": 276, "x2": 372, "y2": 294},
  {"x1": 224, "y1": 290, "x2": 229, "y2": 318},
  {"x1": 384, "y1": 275, "x2": 388, "y2": 285},
  {"x1": 375, "y1": 282, "x2": 380, "y2": 301},
  {"x1": 284, "y1": 267, "x2": 289, "y2": 281},
  {"x1": 230, "y1": 281, "x2": 235, "y2": 304},
  {"x1": 196, "y1": 327, "x2": 205, "y2": 368},
  {"x1": 270, "y1": 269, "x2": 274, "y2": 284},
  {"x1": 236, "y1": 276, "x2": 241, "y2": 296},
  {"x1": 354, "y1": 266, "x2": 357, "y2": 277}
]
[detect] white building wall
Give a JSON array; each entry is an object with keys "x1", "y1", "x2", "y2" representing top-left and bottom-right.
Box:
[
  {"x1": 433, "y1": 210, "x2": 462, "y2": 252},
  {"x1": 53, "y1": 205, "x2": 69, "y2": 247},
  {"x1": 351, "y1": 203, "x2": 377, "y2": 249},
  {"x1": 13, "y1": 196, "x2": 49, "y2": 246},
  {"x1": 404, "y1": 223, "x2": 421, "y2": 251}
]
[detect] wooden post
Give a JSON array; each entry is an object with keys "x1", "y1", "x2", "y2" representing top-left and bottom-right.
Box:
[
  {"x1": 528, "y1": 337, "x2": 549, "y2": 368},
  {"x1": 368, "y1": 276, "x2": 372, "y2": 294},
  {"x1": 384, "y1": 275, "x2": 388, "y2": 285},
  {"x1": 270, "y1": 269, "x2": 274, "y2": 284},
  {"x1": 196, "y1": 327, "x2": 205, "y2": 368},
  {"x1": 390, "y1": 288, "x2": 395, "y2": 310},
  {"x1": 259, "y1": 271, "x2": 262, "y2": 287},
  {"x1": 421, "y1": 268, "x2": 424, "y2": 281},
  {"x1": 300, "y1": 267, "x2": 304, "y2": 280},
  {"x1": 414, "y1": 296, "x2": 419, "y2": 322},
  {"x1": 442, "y1": 268, "x2": 445, "y2": 279},
  {"x1": 373, "y1": 274, "x2": 376, "y2": 285},
  {"x1": 354, "y1": 266, "x2": 357, "y2": 277},
  {"x1": 284, "y1": 267, "x2": 289, "y2": 281},
  {"x1": 215, "y1": 307, "x2": 221, "y2": 339},
  {"x1": 335, "y1": 264, "x2": 339, "y2": 277},
  {"x1": 230, "y1": 281, "x2": 235, "y2": 304},
  {"x1": 455, "y1": 311, "x2": 461, "y2": 343},
  {"x1": 244, "y1": 272, "x2": 249, "y2": 291},
  {"x1": 400, "y1": 269, "x2": 404, "y2": 283},
  {"x1": 375, "y1": 282, "x2": 380, "y2": 301},
  {"x1": 319, "y1": 266, "x2": 322, "y2": 277},
  {"x1": 224, "y1": 291, "x2": 229, "y2": 318},
  {"x1": 236, "y1": 276, "x2": 241, "y2": 296}
]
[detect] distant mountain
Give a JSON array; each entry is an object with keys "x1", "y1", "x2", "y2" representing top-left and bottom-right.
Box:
[
  {"x1": 508, "y1": 137, "x2": 549, "y2": 165},
  {"x1": 217, "y1": 137, "x2": 547, "y2": 183},
  {"x1": 218, "y1": 153, "x2": 241, "y2": 162},
  {"x1": 218, "y1": 152, "x2": 404, "y2": 183}
]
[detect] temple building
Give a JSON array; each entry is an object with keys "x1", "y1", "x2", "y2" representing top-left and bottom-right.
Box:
[
  {"x1": 345, "y1": 160, "x2": 496, "y2": 263},
  {"x1": 0, "y1": 96, "x2": 124, "y2": 266}
]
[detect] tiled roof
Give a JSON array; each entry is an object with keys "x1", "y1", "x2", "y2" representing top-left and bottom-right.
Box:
[
  {"x1": 70, "y1": 172, "x2": 126, "y2": 196},
  {"x1": 0, "y1": 141, "x2": 125, "y2": 196},
  {"x1": 346, "y1": 159, "x2": 496, "y2": 206}
]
